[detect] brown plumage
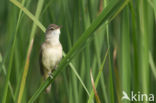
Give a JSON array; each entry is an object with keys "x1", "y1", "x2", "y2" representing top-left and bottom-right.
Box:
[{"x1": 39, "y1": 24, "x2": 62, "y2": 93}]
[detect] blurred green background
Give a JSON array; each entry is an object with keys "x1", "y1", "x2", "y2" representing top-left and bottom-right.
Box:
[{"x1": 0, "y1": 0, "x2": 156, "y2": 103}]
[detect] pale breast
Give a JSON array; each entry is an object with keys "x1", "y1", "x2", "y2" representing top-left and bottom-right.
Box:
[{"x1": 41, "y1": 43, "x2": 62, "y2": 70}]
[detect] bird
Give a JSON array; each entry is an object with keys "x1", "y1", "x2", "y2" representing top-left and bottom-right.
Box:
[{"x1": 39, "y1": 24, "x2": 62, "y2": 93}]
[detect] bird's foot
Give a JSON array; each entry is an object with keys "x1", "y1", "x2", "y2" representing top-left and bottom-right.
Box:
[{"x1": 48, "y1": 73, "x2": 53, "y2": 79}]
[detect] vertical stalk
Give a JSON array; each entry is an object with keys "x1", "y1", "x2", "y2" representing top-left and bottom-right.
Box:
[
  {"x1": 17, "y1": 0, "x2": 44, "y2": 102},
  {"x1": 104, "y1": 0, "x2": 114, "y2": 103},
  {"x1": 139, "y1": 0, "x2": 149, "y2": 102},
  {"x1": 121, "y1": 6, "x2": 130, "y2": 103},
  {"x1": 2, "y1": 0, "x2": 26, "y2": 102},
  {"x1": 129, "y1": 1, "x2": 139, "y2": 94}
]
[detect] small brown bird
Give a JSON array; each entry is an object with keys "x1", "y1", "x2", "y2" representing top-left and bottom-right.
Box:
[{"x1": 40, "y1": 24, "x2": 62, "y2": 93}]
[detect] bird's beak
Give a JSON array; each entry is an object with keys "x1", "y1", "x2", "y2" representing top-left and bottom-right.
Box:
[
  {"x1": 55, "y1": 25, "x2": 62, "y2": 30},
  {"x1": 56, "y1": 25, "x2": 62, "y2": 29}
]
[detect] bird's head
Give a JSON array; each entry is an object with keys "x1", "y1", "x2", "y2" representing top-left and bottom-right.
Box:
[{"x1": 45, "y1": 24, "x2": 62, "y2": 40}]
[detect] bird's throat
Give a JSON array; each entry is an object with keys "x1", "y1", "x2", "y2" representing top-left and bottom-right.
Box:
[
  {"x1": 45, "y1": 29, "x2": 60, "y2": 45},
  {"x1": 46, "y1": 35, "x2": 60, "y2": 45}
]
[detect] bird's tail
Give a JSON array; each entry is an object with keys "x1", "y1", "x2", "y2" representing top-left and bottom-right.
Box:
[{"x1": 46, "y1": 84, "x2": 51, "y2": 93}]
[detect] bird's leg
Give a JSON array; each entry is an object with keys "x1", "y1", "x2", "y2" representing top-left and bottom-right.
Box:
[
  {"x1": 51, "y1": 65, "x2": 57, "y2": 73},
  {"x1": 49, "y1": 64, "x2": 58, "y2": 78},
  {"x1": 44, "y1": 69, "x2": 53, "y2": 79},
  {"x1": 48, "y1": 71, "x2": 53, "y2": 79}
]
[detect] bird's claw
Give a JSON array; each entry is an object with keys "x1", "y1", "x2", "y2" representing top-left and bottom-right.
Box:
[{"x1": 48, "y1": 73, "x2": 53, "y2": 79}]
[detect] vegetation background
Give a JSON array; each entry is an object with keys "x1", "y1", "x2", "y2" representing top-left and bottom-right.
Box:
[{"x1": 0, "y1": 0, "x2": 156, "y2": 103}]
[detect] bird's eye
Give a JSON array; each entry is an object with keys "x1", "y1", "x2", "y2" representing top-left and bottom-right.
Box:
[{"x1": 50, "y1": 27, "x2": 55, "y2": 30}]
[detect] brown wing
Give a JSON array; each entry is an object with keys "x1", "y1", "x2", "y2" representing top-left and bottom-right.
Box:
[{"x1": 39, "y1": 48, "x2": 44, "y2": 75}]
